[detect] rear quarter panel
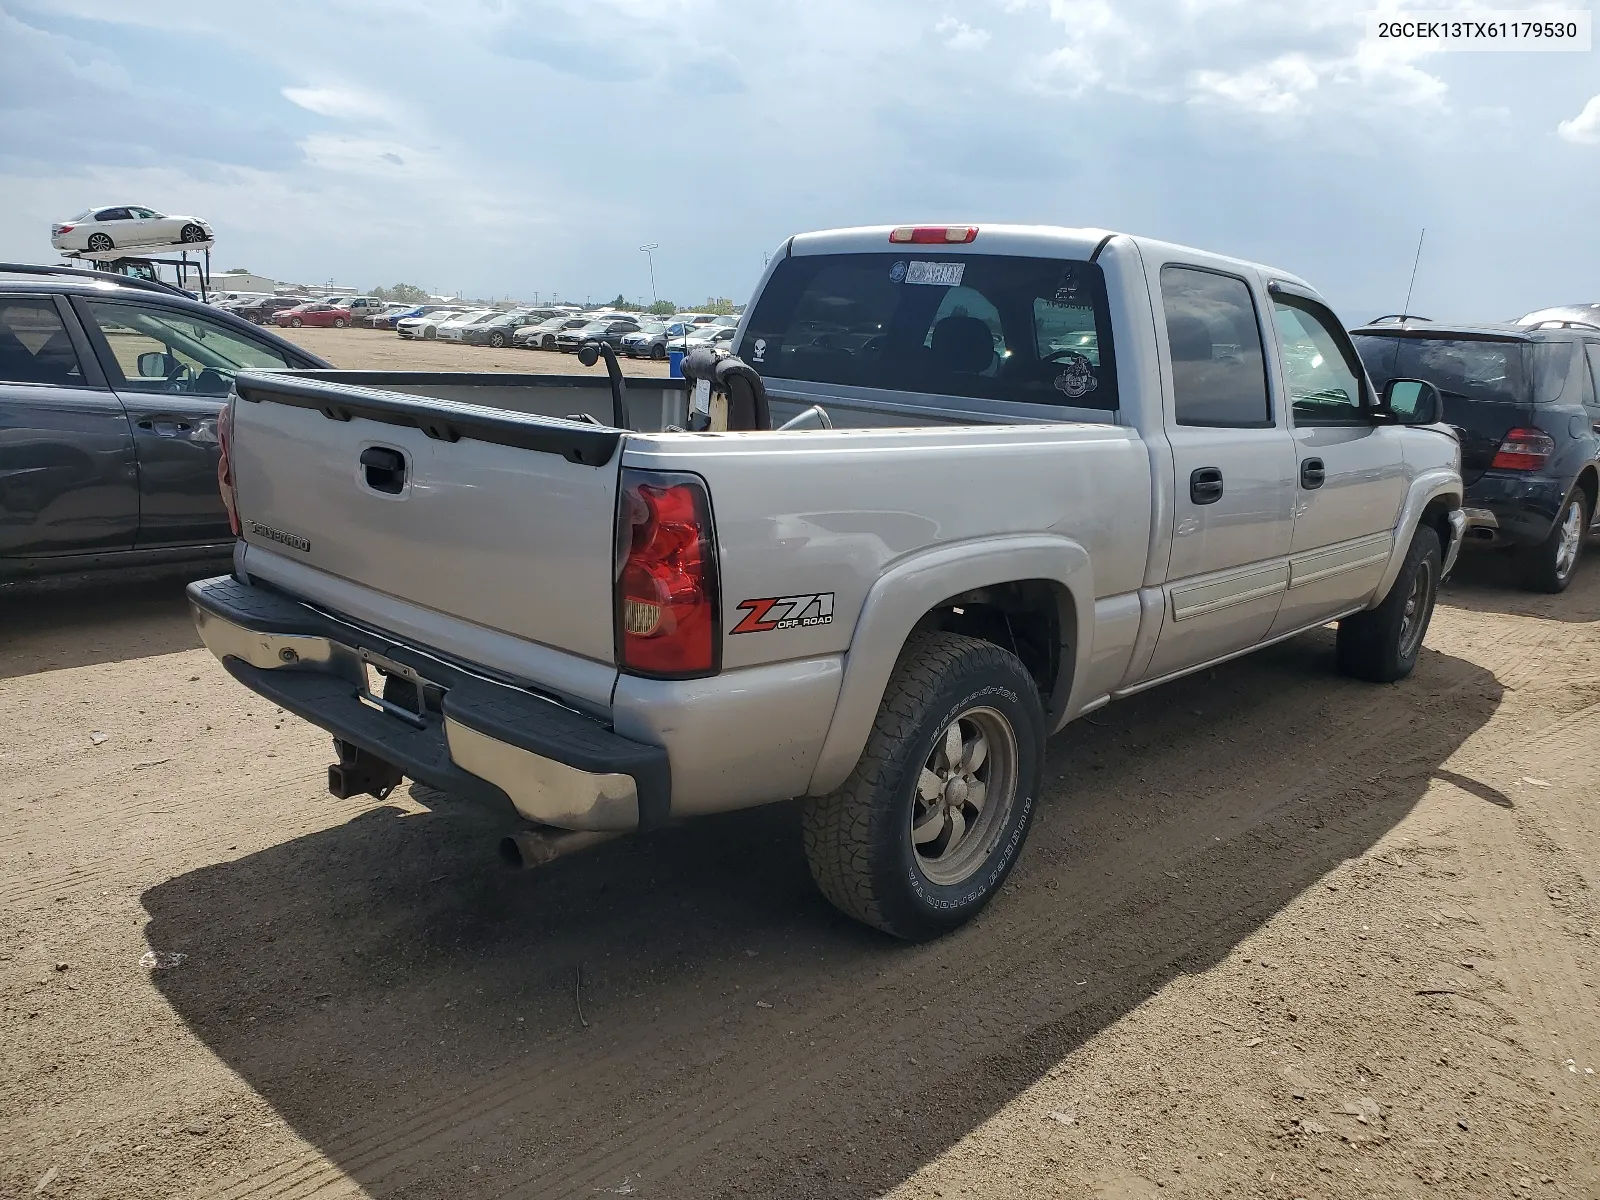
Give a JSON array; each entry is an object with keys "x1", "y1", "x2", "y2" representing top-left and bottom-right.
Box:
[{"x1": 621, "y1": 424, "x2": 1153, "y2": 674}]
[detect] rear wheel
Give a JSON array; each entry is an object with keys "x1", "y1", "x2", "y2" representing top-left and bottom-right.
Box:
[
  {"x1": 86, "y1": 232, "x2": 113, "y2": 252},
  {"x1": 332, "y1": 317, "x2": 347, "y2": 328},
  {"x1": 1519, "y1": 490, "x2": 1588, "y2": 594},
  {"x1": 802, "y1": 632, "x2": 1043, "y2": 940},
  {"x1": 1337, "y1": 525, "x2": 1440, "y2": 683},
  {"x1": 180, "y1": 223, "x2": 206, "y2": 243}
]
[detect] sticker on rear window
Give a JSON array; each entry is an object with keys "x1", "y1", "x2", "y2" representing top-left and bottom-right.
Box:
[{"x1": 900, "y1": 261, "x2": 965, "y2": 287}]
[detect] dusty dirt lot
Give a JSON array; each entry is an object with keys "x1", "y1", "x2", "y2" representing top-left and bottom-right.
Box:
[
  {"x1": 274, "y1": 325, "x2": 674, "y2": 377},
  {"x1": 2, "y1": 550, "x2": 1597, "y2": 1200}
]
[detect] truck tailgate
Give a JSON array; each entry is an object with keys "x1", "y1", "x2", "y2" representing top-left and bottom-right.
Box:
[{"x1": 228, "y1": 373, "x2": 623, "y2": 664}]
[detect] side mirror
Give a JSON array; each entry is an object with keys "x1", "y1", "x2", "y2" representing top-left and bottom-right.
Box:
[
  {"x1": 137, "y1": 351, "x2": 174, "y2": 379},
  {"x1": 1380, "y1": 377, "x2": 1442, "y2": 425}
]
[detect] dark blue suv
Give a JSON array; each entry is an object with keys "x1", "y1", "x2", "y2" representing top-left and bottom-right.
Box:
[{"x1": 1353, "y1": 319, "x2": 1600, "y2": 592}]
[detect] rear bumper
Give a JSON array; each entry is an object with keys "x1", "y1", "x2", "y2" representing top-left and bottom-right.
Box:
[
  {"x1": 1461, "y1": 473, "x2": 1568, "y2": 546},
  {"x1": 188, "y1": 575, "x2": 670, "y2": 831}
]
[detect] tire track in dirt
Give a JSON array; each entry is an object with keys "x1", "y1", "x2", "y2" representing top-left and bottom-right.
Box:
[{"x1": 178, "y1": 638, "x2": 1498, "y2": 1200}]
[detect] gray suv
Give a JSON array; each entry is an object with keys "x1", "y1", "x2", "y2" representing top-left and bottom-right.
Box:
[{"x1": 0, "y1": 263, "x2": 328, "y2": 581}]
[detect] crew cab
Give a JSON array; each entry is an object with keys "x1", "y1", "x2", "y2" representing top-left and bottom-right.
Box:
[{"x1": 189, "y1": 225, "x2": 1463, "y2": 939}]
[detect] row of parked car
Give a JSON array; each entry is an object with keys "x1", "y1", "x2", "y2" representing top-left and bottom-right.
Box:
[
  {"x1": 207, "y1": 293, "x2": 744, "y2": 358},
  {"x1": 388, "y1": 303, "x2": 740, "y2": 358}
]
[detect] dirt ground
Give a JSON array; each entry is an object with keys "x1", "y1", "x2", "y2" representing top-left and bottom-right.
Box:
[
  {"x1": 274, "y1": 326, "x2": 674, "y2": 377},
  {"x1": 2, "y1": 545, "x2": 1597, "y2": 1198}
]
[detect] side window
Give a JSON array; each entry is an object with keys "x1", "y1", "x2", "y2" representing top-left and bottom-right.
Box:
[
  {"x1": 1584, "y1": 344, "x2": 1600, "y2": 415},
  {"x1": 1160, "y1": 266, "x2": 1271, "y2": 427},
  {"x1": 80, "y1": 301, "x2": 293, "y2": 395},
  {"x1": 1271, "y1": 296, "x2": 1368, "y2": 426},
  {"x1": 0, "y1": 298, "x2": 86, "y2": 387},
  {"x1": 95, "y1": 208, "x2": 130, "y2": 221},
  {"x1": 1033, "y1": 296, "x2": 1101, "y2": 366}
]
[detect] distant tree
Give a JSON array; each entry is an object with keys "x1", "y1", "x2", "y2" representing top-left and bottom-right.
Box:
[
  {"x1": 226, "y1": 267, "x2": 252, "y2": 274},
  {"x1": 648, "y1": 299, "x2": 677, "y2": 316},
  {"x1": 374, "y1": 282, "x2": 428, "y2": 304},
  {"x1": 702, "y1": 297, "x2": 737, "y2": 316}
]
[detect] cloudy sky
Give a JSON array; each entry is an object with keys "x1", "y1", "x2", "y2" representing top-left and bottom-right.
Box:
[{"x1": 1, "y1": 0, "x2": 1595, "y2": 321}]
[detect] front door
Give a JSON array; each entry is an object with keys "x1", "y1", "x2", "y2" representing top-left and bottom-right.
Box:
[
  {"x1": 0, "y1": 295, "x2": 137, "y2": 558},
  {"x1": 73, "y1": 297, "x2": 298, "y2": 547},
  {"x1": 1267, "y1": 290, "x2": 1408, "y2": 636},
  {"x1": 1144, "y1": 264, "x2": 1297, "y2": 682}
]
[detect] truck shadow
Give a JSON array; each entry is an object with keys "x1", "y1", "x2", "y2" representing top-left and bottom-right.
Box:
[
  {"x1": 142, "y1": 630, "x2": 1502, "y2": 1199},
  {"x1": 0, "y1": 574, "x2": 204, "y2": 680}
]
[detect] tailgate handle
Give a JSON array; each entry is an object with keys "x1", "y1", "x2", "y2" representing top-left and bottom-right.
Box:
[{"x1": 360, "y1": 446, "x2": 407, "y2": 495}]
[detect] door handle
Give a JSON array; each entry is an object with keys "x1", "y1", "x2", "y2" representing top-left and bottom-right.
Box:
[
  {"x1": 1189, "y1": 466, "x2": 1224, "y2": 505},
  {"x1": 1300, "y1": 457, "x2": 1326, "y2": 489},
  {"x1": 136, "y1": 418, "x2": 193, "y2": 434}
]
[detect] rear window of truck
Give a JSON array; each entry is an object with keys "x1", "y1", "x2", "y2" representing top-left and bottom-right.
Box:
[{"x1": 740, "y1": 252, "x2": 1118, "y2": 411}]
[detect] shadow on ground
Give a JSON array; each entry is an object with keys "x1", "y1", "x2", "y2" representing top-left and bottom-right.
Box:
[
  {"x1": 144, "y1": 629, "x2": 1504, "y2": 1200},
  {"x1": 0, "y1": 573, "x2": 207, "y2": 679},
  {"x1": 1439, "y1": 543, "x2": 1600, "y2": 623}
]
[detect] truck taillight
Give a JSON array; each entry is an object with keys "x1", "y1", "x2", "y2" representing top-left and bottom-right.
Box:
[
  {"x1": 889, "y1": 225, "x2": 978, "y2": 244},
  {"x1": 1490, "y1": 427, "x2": 1554, "y2": 471},
  {"x1": 217, "y1": 399, "x2": 240, "y2": 536},
  {"x1": 615, "y1": 469, "x2": 719, "y2": 678}
]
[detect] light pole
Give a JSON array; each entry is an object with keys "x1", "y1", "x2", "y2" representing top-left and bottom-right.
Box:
[{"x1": 639, "y1": 243, "x2": 659, "y2": 308}]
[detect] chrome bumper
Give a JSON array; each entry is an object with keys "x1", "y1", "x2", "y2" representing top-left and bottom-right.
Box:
[
  {"x1": 1442, "y1": 508, "x2": 1467, "y2": 578},
  {"x1": 190, "y1": 578, "x2": 667, "y2": 832}
]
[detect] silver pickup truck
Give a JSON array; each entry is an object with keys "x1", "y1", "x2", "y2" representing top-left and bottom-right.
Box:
[{"x1": 190, "y1": 224, "x2": 1464, "y2": 939}]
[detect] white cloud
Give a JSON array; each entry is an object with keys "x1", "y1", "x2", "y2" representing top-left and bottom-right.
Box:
[
  {"x1": 1556, "y1": 94, "x2": 1600, "y2": 144},
  {"x1": 1192, "y1": 53, "x2": 1318, "y2": 114},
  {"x1": 1025, "y1": 0, "x2": 1448, "y2": 118},
  {"x1": 935, "y1": 16, "x2": 991, "y2": 49},
  {"x1": 282, "y1": 84, "x2": 394, "y2": 123}
]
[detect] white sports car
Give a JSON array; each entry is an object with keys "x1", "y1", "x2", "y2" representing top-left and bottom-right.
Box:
[{"x1": 51, "y1": 206, "x2": 214, "y2": 254}]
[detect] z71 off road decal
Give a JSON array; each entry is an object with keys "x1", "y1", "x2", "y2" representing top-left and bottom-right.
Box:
[{"x1": 731, "y1": 592, "x2": 835, "y2": 634}]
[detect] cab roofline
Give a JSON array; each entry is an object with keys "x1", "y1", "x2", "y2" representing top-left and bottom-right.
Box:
[{"x1": 783, "y1": 224, "x2": 1317, "y2": 293}]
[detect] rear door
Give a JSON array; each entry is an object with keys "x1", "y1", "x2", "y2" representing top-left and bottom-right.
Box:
[
  {"x1": 1144, "y1": 263, "x2": 1297, "y2": 681},
  {"x1": 73, "y1": 297, "x2": 303, "y2": 547},
  {"x1": 1268, "y1": 288, "x2": 1406, "y2": 634},
  {"x1": 1353, "y1": 332, "x2": 1532, "y2": 486},
  {"x1": 0, "y1": 294, "x2": 137, "y2": 558}
]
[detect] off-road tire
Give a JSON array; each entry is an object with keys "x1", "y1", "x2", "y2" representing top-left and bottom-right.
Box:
[
  {"x1": 1519, "y1": 490, "x2": 1589, "y2": 594},
  {"x1": 1337, "y1": 525, "x2": 1441, "y2": 683},
  {"x1": 802, "y1": 632, "x2": 1044, "y2": 941}
]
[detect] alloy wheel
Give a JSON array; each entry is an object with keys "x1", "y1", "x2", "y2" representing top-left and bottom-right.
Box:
[
  {"x1": 910, "y1": 706, "x2": 1019, "y2": 886},
  {"x1": 1554, "y1": 499, "x2": 1584, "y2": 581},
  {"x1": 1398, "y1": 558, "x2": 1434, "y2": 660}
]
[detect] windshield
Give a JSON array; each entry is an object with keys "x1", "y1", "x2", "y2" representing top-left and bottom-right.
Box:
[
  {"x1": 1353, "y1": 335, "x2": 1529, "y2": 406},
  {"x1": 739, "y1": 252, "x2": 1119, "y2": 411}
]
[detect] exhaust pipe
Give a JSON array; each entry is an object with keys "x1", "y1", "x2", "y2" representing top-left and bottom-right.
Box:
[{"x1": 499, "y1": 827, "x2": 621, "y2": 869}]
